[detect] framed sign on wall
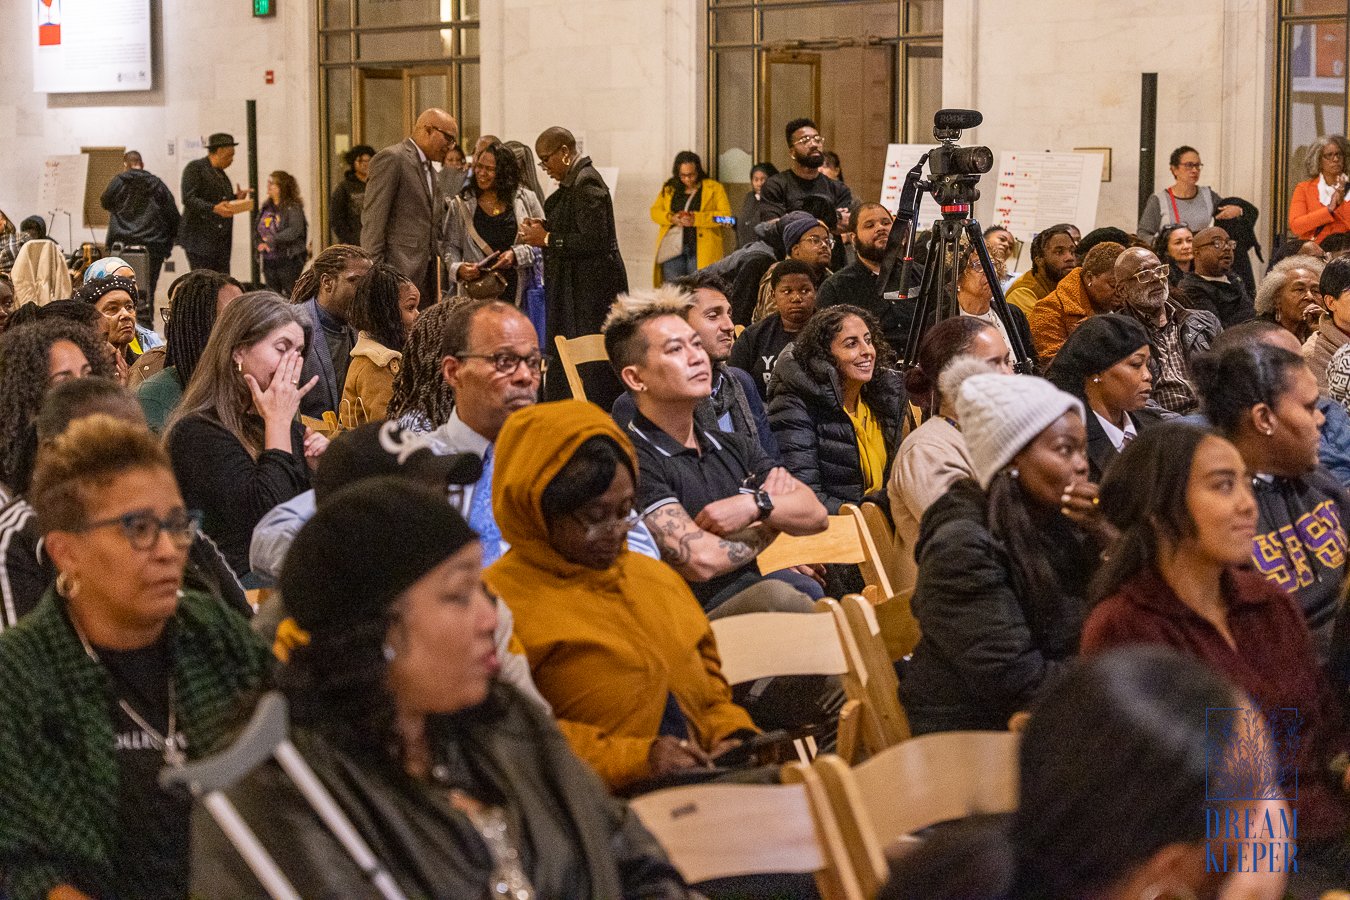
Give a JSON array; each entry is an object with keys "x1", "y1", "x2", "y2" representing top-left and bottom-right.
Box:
[{"x1": 33, "y1": 0, "x2": 152, "y2": 94}]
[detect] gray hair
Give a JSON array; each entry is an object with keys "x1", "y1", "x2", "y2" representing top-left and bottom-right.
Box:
[
  {"x1": 1304, "y1": 135, "x2": 1350, "y2": 180},
  {"x1": 1254, "y1": 254, "x2": 1326, "y2": 316}
]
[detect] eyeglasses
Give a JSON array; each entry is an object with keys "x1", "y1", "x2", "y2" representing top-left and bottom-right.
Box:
[
  {"x1": 792, "y1": 134, "x2": 825, "y2": 147},
  {"x1": 1323, "y1": 150, "x2": 1344, "y2": 160},
  {"x1": 1131, "y1": 264, "x2": 1171, "y2": 284},
  {"x1": 456, "y1": 351, "x2": 544, "y2": 375},
  {"x1": 77, "y1": 508, "x2": 200, "y2": 551},
  {"x1": 1199, "y1": 239, "x2": 1237, "y2": 252},
  {"x1": 428, "y1": 126, "x2": 458, "y2": 149},
  {"x1": 1176, "y1": 162, "x2": 1204, "y2": 170},
  {"x1": 538, "y1": 147, "x2": 567, "y2": 169},
  {"x1": 573, "y1": 509, "x2": 641, "y2": 541},
  {"x1": 801, "y1": 235, "x2": 836, "y2": 249}
]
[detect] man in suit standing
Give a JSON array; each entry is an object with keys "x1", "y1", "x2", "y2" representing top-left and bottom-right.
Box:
[
  {"x1": 361, "y1": 108, "x2": 457, "y2": 307},
  {"x1": 179, "y1": 133, "x2": 250, "y2": 273},
  {"x1": 518, "y1": 126, "x2": 628, "y2": 401}
]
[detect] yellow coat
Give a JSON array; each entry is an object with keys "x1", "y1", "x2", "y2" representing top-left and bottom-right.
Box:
[
  {"x1": 339, "y1": 333, "x2": 401, "y2": 429},
  {"x1": 649, "y1": 179, "x2": 732, "y2": 285},
  {"x1": 485, "y1": 400, "x2": 756, "y2": 789}
]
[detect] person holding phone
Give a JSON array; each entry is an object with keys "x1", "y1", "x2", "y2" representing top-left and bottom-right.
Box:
[
  {"x1": 649, "y1": 151, "x2": 732, "y2": 286},
  {"x1": 442, "y1": 141, "x2": 545, "y2": 305}
]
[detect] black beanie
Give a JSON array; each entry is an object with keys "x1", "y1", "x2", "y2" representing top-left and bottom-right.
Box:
[
  {"x1": 1046, "y1": 314, "x2": 1150, "y2": 398},
  {"x1": 280, "y1": 477, "x2": 478, "y2": 640}
]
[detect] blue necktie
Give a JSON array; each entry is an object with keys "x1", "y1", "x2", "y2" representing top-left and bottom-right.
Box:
[{"x1": 468, "y1": 446, "x2": 502, "y2": 565}]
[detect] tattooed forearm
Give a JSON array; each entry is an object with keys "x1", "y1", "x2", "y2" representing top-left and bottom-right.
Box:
[{"x1": 644, "y1": 505, "x2": 775, "y2": 579}]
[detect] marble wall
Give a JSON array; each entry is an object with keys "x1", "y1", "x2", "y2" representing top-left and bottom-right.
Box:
[
  {"x1": 944, "y1": 0, "x2": 1272, "y2": 240},
  {"x1": 479, "y1": 0, "x2": 702, "y2": 289},
  {"x1": 0, "y1": 1, "x2": 316, "y2": 295}
]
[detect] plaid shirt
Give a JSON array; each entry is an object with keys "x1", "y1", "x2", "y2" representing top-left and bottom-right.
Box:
[
  {"x1": 0, "y1": 233, "x2": 22, "y2": 275},
  {"x1": 0, "y1": 589, "x2": 269, "y2": 899}
]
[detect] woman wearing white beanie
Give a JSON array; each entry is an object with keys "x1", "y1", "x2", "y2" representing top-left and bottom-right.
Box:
[{"x1": 900, "y1": 372, "x2": 1117, "y2": 735}]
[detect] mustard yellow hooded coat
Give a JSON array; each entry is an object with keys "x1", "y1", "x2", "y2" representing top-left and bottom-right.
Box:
[{"x1": 485, "y1": 401, "x2": 755, "y2": 789}]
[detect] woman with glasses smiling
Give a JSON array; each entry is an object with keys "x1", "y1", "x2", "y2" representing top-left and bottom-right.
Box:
[
  {"x1": 1290, "y1": 134, "x2": 1350, "y2": 242},
  {"x1": 0, "y1": 414, "x2": 269, "y2": 899}
]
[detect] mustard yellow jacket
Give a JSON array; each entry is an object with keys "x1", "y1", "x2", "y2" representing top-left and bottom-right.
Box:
[
  {"x1": 649, "y1": 180, "x2": 732, "y2": 285},
  {"x1": 484, "y1": 400, "x2": 755, "y2": 789}
]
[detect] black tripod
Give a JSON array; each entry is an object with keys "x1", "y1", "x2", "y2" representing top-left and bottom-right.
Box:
[{"x1": 876, "y1": 159, "x2": 1036, "y2": 375}]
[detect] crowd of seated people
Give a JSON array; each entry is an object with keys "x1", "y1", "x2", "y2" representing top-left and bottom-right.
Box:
[{"x1": 5, "y1": 129, "x2": 1350, "y2": 900}]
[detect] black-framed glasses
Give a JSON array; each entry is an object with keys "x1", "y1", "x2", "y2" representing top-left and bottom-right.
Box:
[
  {"x1": 538, "y1": 147, "x2": 566, "y2": 169},
  {"x1": 77, "y1": 508, "x2": 201, "y2": 551},
  {"x1": 456, "y1": 351, "x2": 544, "y2": 375},
  {"x1": 1176, "y1": 162, "x2": 1204, "y2": 170},
  {"x1": 429, "y1": 126, "x2": 458, "y2": 149},
  {"x1": 1200, "y1": 239, "x2": 1238, "y2": 252}
]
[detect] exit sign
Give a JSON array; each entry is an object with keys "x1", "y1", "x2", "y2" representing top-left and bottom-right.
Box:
[{"x1": 253, "y1": 0, "x2": 275, "y2": 16}]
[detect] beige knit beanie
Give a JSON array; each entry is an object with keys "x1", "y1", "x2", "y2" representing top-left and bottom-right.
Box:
[{"x1": 955, "y1": 373, "x2": 1084, "y2": 488}]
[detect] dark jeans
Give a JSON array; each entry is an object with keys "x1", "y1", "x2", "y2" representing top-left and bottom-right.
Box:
[
  {"x1": 660, "y1": 247, "x2": 697, "y2": 283},
  {"x1": 264, "y1": 255, "x2": 305, "y2": 299},
  {"x1": 186, "y1": 244, "x2": 231, "y2": 274}
]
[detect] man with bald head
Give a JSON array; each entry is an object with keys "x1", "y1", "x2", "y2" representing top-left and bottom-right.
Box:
[
  {"x1": 361, "y1": 107, "x2": 458, "y2": 305},
  {"x1": 1114, "y1": 246, "x2": 1221, "y2": 414},
  {"x1": 1178, "y1": 225, "x2": 1256, "y2": 327},
  {"x1": 518, "y1": 126, "x2": 629, "y2": 401}
]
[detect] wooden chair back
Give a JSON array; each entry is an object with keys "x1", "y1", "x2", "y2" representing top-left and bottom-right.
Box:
[
  {"x1": 757, "y1": 515, "x2": 888, "y2": 598},
  {"x1": 553, "y1": 333, "x2": 609, "y2": 402},
  {"x1": 630, "y1": 766, "x2": 866, "y2": 900},
  {"x1": 830, "y1": 594, "x2": 911, "y2": 749},
  {"x1": 812, "y1": 732, "x2": 1021, "y2": 895},
  {"x1": 840, "y1": 503, "x2": 896, "y2": 601}
]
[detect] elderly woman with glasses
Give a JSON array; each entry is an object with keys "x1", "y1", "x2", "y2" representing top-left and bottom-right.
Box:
[
  {"x1": 1290, "y1": 135, "x2": 1350, "y2": 242},
  {"x1": 0, "y1": 415, "x2": 268, "y2": 899}
]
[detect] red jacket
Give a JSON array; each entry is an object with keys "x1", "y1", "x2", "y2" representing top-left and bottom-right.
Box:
[
  {"x1": 1082, "y1": 566, "x2": 1350, "y2": 842},
  {"x1": 1288, "y1": 177, "x2": 1350, "y2": 241}
]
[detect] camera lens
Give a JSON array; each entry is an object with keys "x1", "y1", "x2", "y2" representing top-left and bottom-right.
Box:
[{"x1": 950, "y1": 145, "x2": 994, "y2": 175}]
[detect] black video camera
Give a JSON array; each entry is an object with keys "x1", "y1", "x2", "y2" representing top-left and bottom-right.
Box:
[{"x1": 926, "y1": 109, "x2": 993, "y2": 205}]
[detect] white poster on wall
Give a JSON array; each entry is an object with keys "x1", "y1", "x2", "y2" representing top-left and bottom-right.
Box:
[
  {"x1": 33, "y1": 0, "x2": 152, "y2": 94},
  {"x1": 992, "y1": 151, "x2": 1101, "y2": 241},
  {"x1": 879, "y1": 144, "x2": 938, "y2": 229},
  {"x1": 38, "y1": 154, "x2": 89, "y2": 232}
]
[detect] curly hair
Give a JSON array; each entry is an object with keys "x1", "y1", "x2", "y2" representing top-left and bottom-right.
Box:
[
  {"x1": 465, "y1": 142, "x2": 521, "y2": 205},
  {"x1": 269, "y1": 170, "x2": 302, "y2": 209},
  {"x1": 0, "y1": 319, "x2": 116, "y2": 491},
  {"x1": 792, "y1": 304, "x2": 897, "y2": 398},
  {"x1": 387, "y1": 301, "x2": 456, "y2": 430},
  {"x1": 349, "y1": 263, "x2": 412, "y2": 353},
  {"x1": 1254, "y1": 254, "x2": 1325, "y2": 317},
  {"x1": 1304, "y1": 135, "x2": 1350, "y2": 180}
]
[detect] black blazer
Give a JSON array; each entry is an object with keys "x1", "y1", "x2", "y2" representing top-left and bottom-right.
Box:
[
  {"x1": 541, "y1": 157, "x2": 628, "y2": 344},
  {"x1": 1085, "y1": 405, "x2": 1170, "y2": 481},
  {"x1": 179, "y1": 157, "x2": 234, "y2": 255}
]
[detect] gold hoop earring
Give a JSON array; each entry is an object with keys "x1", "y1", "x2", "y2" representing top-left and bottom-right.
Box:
[{"x1": 56, "y1": 571, "x2": 80, "y2": 600}]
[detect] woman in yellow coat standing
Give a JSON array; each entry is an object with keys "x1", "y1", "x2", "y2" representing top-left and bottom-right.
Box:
[{"x1": 649, "y1": 151, "x2": 731, "y2": 285}]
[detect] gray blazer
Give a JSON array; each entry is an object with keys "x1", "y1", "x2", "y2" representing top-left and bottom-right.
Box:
[
  {"x1": 441, "y1": 187, "x2": 545, "y2": 306},
  {"x1": 360, "y1": 138, "x2": 443, "y2": 288},
  {"x1": 293, "y1": 297, "x2": 349, "y2": 419}
]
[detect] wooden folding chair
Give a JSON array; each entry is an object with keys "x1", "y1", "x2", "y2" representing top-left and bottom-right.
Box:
[
  {"x1": 552, "y1": 333, "x2": 609, "y2": 402},
  {"x1": 840, "y1": 503, "x2": 897, "y2": 602},
  {"x1": 757, "y1": 513, "x2": 891, "y2": 599},
  {"x1": 709, "y1": 609, "x2": 864, "y2": 762},
  {"x1": 824, "y1": 595, "x2": 911, "y2": 751},
  {"x1": 811, "y1": 732, "x2": 1021, "y2": 896},
  {"x1": 629, "y1": 765, "x2": 865, "y2": 900}
]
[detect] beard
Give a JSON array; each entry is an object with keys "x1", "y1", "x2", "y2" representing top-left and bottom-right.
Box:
[
  {"x1": 857, "y1": 238, "x2": 889, "y2": 264},
  {"x1": 796, "y1": 150, "x2": 826, "y2": 169}
]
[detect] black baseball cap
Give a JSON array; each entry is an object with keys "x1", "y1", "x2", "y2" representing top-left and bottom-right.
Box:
[{"x1": 312, "y1": 421, "x2": 482, "y2": 506}]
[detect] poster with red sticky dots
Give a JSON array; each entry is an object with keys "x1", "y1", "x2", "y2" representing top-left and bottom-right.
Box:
[{"x1": 993, "y1": 151, "x2": 1102, "y2": 243}]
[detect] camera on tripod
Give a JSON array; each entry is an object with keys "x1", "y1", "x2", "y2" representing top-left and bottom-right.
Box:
[{"x1": 926, "y1": 109, "x2": 994, "y2": 206}]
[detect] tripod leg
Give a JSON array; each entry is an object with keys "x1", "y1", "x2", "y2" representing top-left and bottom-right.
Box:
[{"x1": 962, "y1": 219, "x2": 1035, "y2": 372}]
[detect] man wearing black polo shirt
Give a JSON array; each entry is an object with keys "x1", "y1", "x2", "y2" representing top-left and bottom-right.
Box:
[
  {"x1": 817, "y1": 201, "x2": 915, "y2": 350},
  {"x1": 603, "y1": 299, "x2": 829, "y2": 614}
]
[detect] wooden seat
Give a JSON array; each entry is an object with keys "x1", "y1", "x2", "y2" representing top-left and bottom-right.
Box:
[
  {"x1": 840, "y1": 503, "x2": 897, "y2": 602},
  {"x1": 553, "y1": 333, "x2": 609, "y2": 402},
  {"x1": 811, "y1": 732, "x2": 1021, "y2": 896},
  {"x1": 826, "y1": 595, "x2": 911, "y2": 752},
  {"x1": 710, "y1": 609, "x2": 865, "y2": 762},
  {"x1": 629, "y1": 765, "x2": 865, "y2": 900},
  {"x1": 757, "y1": 513, "x2": 892, "y2": 600}
]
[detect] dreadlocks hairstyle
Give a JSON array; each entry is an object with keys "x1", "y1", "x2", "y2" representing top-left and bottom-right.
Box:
[
  {"x1": 290, "y1": 244, "x2": 372, "y2": 304},
  {"x1": 165, "y1": 269, "x2": 234, "y2": 388},
  {"x1": 349, "y1": 263, "x2": 412, "y2": 353},
  {"x1": 0, "y1": 318, "x2": 116, "y2": 491},
  {"x1": 387, "y1": 300, "x2": 456, "y2": 431}
]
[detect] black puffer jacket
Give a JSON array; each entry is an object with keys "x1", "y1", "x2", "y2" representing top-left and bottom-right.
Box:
[
  {"x1": 765, "y1": 345, "x2": 905, "y2": 513},
  {"x1": 901, "y1": 479, "x2": 1096, "y2": 735}
]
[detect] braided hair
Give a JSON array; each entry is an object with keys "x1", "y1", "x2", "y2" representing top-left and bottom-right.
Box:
[
  {"x1": 349, "y1": 263, "x2": 412, "y2": 353},
  {"x1": 0, "y1": 318, "x2": 117, "y2": 491},
  {"x1": 290, "y1": 244, "x2": 371, "y2": 304},
  {"x1": 165, "y1": 269, "x2": 234, "y2": 388},
  {"x1": 387, "y1": 301, "x2": 456, "y2": 430}
]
